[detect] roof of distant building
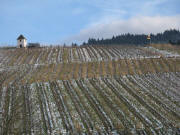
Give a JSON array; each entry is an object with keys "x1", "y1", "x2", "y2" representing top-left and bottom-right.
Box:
[{"x1": 17, "y1": 34, "x2": 26, "y2": 40}]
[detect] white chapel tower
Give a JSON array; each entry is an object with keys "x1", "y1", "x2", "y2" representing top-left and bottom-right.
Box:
[{"x1": 17, "y1": 34, "x2": 27, "y2": 48}]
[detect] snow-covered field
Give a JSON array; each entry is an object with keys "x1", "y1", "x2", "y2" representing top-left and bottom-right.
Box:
[
  {"x1": 0, "y1": 45, "x2": 180, "y2": 134},
  {"x1": 0, "y1": 45, "x2": 179, "y2": 67},
  {"x1": 0, "y1": 73, "x2": 180, "y2": 134}
]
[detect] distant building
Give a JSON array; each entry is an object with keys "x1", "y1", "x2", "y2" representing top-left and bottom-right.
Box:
[
  {"x1": 28, "y1": 43, "x2": 40, "y2": 48},
  {"x1": 17, "y1": 35, "x2": 40, "y2": 48},
  {"x1": 17, "y1": 34, "x2": 27, "y2": 48}
]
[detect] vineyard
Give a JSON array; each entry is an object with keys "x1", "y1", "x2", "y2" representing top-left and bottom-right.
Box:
[{"x1": 0, "y1": 45, "x2": 180, "y2": 134}]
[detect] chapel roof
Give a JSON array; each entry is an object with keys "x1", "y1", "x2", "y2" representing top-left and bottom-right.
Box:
[{"x1": 17, "y1": 34, "x2": 26, "y2": 40}]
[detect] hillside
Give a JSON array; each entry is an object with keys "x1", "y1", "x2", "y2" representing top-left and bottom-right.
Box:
[{"x1": 0, "y1": 44, "x2": 180, "y2": 134}]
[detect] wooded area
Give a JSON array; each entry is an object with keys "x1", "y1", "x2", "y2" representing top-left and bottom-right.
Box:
[{"x1": 83, "y1": 29, "x2": 180, "y2": 46}]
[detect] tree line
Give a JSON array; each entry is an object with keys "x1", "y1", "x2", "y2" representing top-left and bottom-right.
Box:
[{"x1": 82, "y1": 29, "x2": 180, "y2": 46}]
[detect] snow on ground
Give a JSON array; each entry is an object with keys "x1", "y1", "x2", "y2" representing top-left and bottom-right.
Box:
[
  {"x1": 146, "y1": 47, "x2": 180, "y2": 58},
  {"x1": 0, "y1": 50, "x2": 4, "y2": 66},
  {"x1": 0, "y1": 46, "x2": 180, "y2": 134}
]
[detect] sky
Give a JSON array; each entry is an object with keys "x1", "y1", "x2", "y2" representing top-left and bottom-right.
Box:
[{"x1": 0, "y1": 0, "x2": 180, "y2": 46}]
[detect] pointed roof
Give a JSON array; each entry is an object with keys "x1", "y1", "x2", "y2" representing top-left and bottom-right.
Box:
[{"x1": 17, "y1": 34, "x2": 26, "y2": 40}]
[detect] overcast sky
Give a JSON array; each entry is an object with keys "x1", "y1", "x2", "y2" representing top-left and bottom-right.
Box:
[{"x1": 0, "y1": 0, "x2": 180, "y2": 45}]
